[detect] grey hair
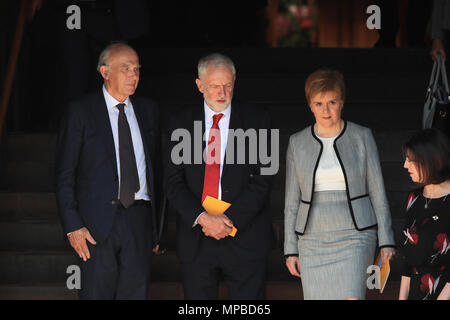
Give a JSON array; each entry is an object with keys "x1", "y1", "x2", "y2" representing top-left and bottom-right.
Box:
[
  {"x1": 197, "y1": 53, "x2": 236, "y2": 78},
  {"x1": 97, "y1": 42, "x2": 134, "y2": 73}
]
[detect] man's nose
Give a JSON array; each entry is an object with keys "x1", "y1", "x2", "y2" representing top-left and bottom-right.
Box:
[
  {"x1": 126, "y1": 69, "x2": 139, "y2": 78},
  {"x1": 219, "y1": 85, "x2": 226, "y2": 96}
]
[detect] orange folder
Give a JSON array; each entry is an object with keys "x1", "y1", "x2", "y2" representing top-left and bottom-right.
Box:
[
  {"x1": 202, "y1": 195, "x2": 237, "y2": 237},
  {"x1": 375, "y1": 252, "x2": 390, "y2": 293}
]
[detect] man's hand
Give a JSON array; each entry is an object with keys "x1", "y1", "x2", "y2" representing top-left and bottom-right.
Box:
[
  {"x1": 67, "y1": 227, "x2": 97, "y2": 261},
  {"x1": 286, "y1": 256, "x2": 301, "y2": 278},
  {"x1": 198, "y1": 213, "x2": 233, "y2": 240}
]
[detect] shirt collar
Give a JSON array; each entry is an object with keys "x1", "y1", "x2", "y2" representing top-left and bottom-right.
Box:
[
  {"x1": 103, "y1": 85, "x2": 131, "y2": 111},
  {"x1": 204, "y1": 100, "x2": 231, "y2": 123}
]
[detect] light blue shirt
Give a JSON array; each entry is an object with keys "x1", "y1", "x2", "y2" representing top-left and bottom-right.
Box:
[{"x1": 102, "y1": 85, "x2": 149, "y2": 201}]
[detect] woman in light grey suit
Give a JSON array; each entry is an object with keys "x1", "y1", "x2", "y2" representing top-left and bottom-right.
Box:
[{"x1": 284, "y1": 69, "x2": 396, "y2": 300}]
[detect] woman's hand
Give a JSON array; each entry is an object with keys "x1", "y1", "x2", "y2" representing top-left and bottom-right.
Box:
[
  {"x1": 380, "y1": 247, "x2": 396, "y2": 266},
  {"x1": 399, "y1": 276, "x2": 410, "y2": 300},
  {"x1": 437, "y1": 283, "x2": 450, "y2": 300},
  {"x1": 286, "y1": 256, "x2": 301, "y2": 278},
  {"x1": 430, "y1": 39, "x2": 446, "y2": 61}
]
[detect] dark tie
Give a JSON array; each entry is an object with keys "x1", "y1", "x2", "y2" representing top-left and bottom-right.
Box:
[
  {"x1": 201, "y1": 113, "x2": 224, "y2": 203},
  {"x1": 116, "y1": 103, "x2": 140, "y2": 208}
]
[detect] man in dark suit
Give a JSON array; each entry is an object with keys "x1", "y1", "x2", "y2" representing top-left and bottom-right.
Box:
[
  {"x1": 164, "y1": 53, "x2": 274, "y2": 299},
  {"x1": 55, "y1": 43, "x2": 159, "y2": 299}
]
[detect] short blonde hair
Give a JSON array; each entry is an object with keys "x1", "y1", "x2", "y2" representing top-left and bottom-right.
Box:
[{"x1": 305, "y1": 68, "x2": 346, "y2": 105}]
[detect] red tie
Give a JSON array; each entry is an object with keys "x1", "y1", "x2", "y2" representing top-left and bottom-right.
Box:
[{"x1": 202, "y1": 113, "x2": 224, "y2": 203}]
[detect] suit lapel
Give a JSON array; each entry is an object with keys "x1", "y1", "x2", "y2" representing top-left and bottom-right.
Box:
[
  {"x1": 131, "y1": 96, "x2": 151, "y2": 157},
  {"x1": 94, "y1": 91, "x2": 118, "y2": 174},
  {"x1": 192, "y1": 105, "x2": 206, "y2": 184},
  {"x1": 221, "y1": 104, "x2": 243, "y2": 185},
  {"x1": 130, "y1": 96, "x2": 156, "y2": 197}
]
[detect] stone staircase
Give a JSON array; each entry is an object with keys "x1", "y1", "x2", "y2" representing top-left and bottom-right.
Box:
[{"x1": 0, "y1": 48, "x2": 431, "y2": 299}]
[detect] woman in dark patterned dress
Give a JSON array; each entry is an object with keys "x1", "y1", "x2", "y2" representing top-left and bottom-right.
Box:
[{"x1": 399, "y1": 129, "x2": 450, "y2": 300}]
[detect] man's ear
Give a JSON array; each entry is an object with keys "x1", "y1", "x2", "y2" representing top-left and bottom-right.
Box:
[
  {"x1": 100, "y1": 65, "x2": 110, "y2": 80},
  {"x1": 195, "y1": 78, "x2": 203, "y2": 93}
]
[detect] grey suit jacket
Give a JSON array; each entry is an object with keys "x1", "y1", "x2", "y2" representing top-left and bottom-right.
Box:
[{"x1": 284, "y1": 121, "x2": 395, "y2": 256}]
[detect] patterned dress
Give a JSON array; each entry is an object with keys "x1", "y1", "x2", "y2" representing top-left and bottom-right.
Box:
[{"x1": 400, "y1": 188, "x2": 450, "y2": 300}]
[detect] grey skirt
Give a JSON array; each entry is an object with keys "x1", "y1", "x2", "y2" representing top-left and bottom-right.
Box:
[{"x1": 297, "y1": 190, "x2": 377, "y2": 300}]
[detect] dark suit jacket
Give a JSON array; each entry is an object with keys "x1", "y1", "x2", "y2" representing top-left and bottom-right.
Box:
[
  {"x1": 55, "y1": 90, "x2": 160, "y2": 245},
  {"x1": 164, "y1": 102, "x2": 274, "y2": 263}
]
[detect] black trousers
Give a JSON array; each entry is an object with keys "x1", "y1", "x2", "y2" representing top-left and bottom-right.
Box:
[
  {"x1": 78, "y1": 201, "x2": 153, "y2": 300},
  {"x1": 181, "y1": 236, "x2": 267, "y2": 300}
]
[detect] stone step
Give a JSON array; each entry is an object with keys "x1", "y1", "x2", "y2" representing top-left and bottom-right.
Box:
[
  {"x1": 4, "y1": 134, "x2": 56, "y2": 163},
  {"x1": 0, "y1": 193, "x2": 408, "y2": 250},
  {"x1": 0, "y1": 249, "x2": 293, "y2": 285},
  {"x1": 0, "y1": 192, "x2": 57, "y2": 220},
  {"x1": 0, "y1": 220, "x2": 67, "y2": 251},
  {"x1": 159, "y1": 214, "x2": 407, "y2": 253},
  {"x1": 4, "y1": 161, "x2": 55, "y2": 192},
  {"x1": 265, "y1": 130, "x2": 412, "y2": 173},
  {"x1": 0, "y1": 242, "x2": 405, "y2": 287},
  {"x1": 265, "y1": 162, "x2": 414, "y2": 197},
  {"x1": 0, "y1": 185, "x2": 411, "y2": 223},
  {"x1": 269, "y1": 190, "x2": 411, "y2": 220},
  {"x1": 5, "y1": 129, "x2": 417, "y2": 163},
  {"x1": 137, "y1": 48, "x2": 430, "y2": 75},
  {"x1": 3, "y1": 129, "x2": 417, "y2": 192},
  {"x1": 137, "y1": 72, "x2": 429, "y2": 103},
  {"x1": 159, "y1": 101, "x2": 423, "y2": 133},
  {"x1": 2, "y1": 161, "x2": 414, "y2": 193},
  {"x1": 0, "y1": 280, "x2": 400, "y2": 300}
]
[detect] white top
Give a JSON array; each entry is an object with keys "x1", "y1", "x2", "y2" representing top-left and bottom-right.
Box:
[
  {"x1": 314, "y1": 135, "x2": 346, "y2": 191},
  {"x1": 103, "y1": 85, "x2": 149, "y2": 201}
]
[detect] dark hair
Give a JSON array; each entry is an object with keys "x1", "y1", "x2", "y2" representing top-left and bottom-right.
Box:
[{"x1": 402, "y1": 129, "x2": 450, "y2": 185}]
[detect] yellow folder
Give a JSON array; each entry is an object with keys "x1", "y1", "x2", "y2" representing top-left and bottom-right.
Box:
[
  {"x1": 375, "y1": 252, "x2": 390, "y2": 293},
  {"x1": 202, "y1": 195, "x2": 237, "y2": 237}
]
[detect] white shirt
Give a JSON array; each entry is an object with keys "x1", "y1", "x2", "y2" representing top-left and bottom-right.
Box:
[
  {"x1": 102, "y1": 85, "x2": 149, "y2": 201},
  {"x1": 203, "y1": 100, "x2": 231, "y2": 200},
  {"x1": 193, "y1": 101, "x2": 231, "y2": 226},
  {"x1": 314, "y1": 135, "x2": 346, "y2": 191}
]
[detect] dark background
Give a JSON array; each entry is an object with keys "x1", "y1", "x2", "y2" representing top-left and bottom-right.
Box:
[{"x1": 0, "y1": 0, "x2": 442, "y2": 300}]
